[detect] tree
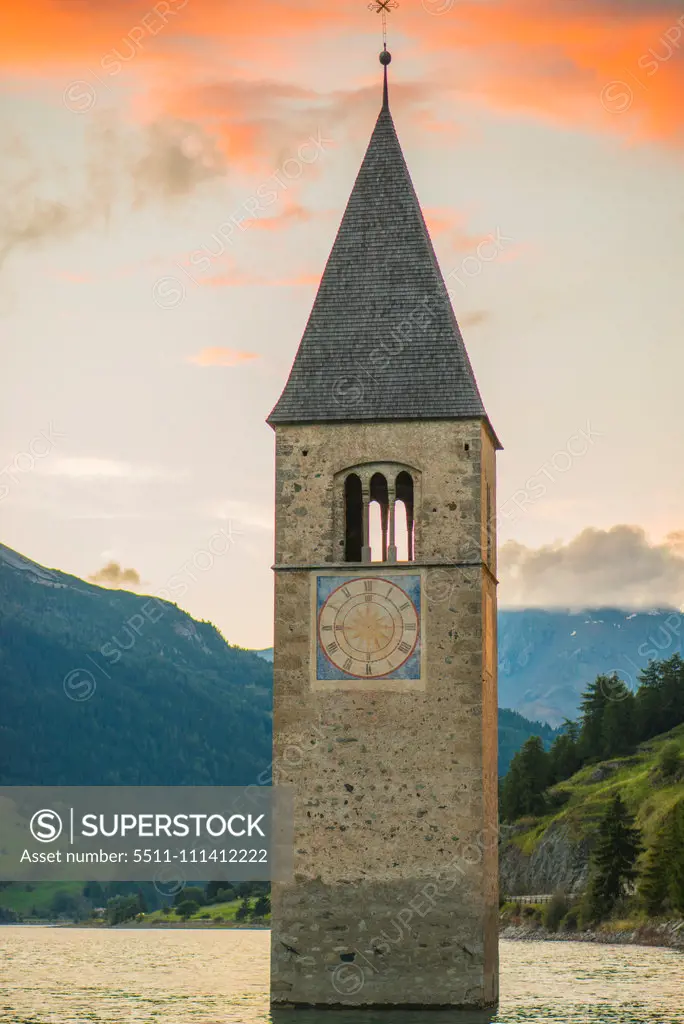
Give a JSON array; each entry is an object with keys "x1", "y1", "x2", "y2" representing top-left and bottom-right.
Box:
[
  {"x1": 657, "y1": 742, "x2": 682, "y2": 782},
  {"x1": 600, "y1": 687, "x2": 635, "y2": 759},
  {"x1": 640, "y1": 800, "x2": 684, "y2": 915},
  {"x1": 106, "y1": 894, "x2": 141, "y2": 925},
  {"x1": 252, "y1": 895, "x2": 271, "y2": 918},
  {"x1": 205, "y1": 881, "x2": 235, "y2": 904},
  {"x1": 235, "y1": 897, "x2": 251, "y2": 921},
  {"x1": 635, "y1": 656, "x2": 684, "y2": 742},
  {"x1": 548, "y1": 720, "x2": 581, "y2": 783},
  {"x1": 50, "y1": 890, "x2": 80, "y2": 919},
  {"x1": 173, "y1": 886, "x2": 205, "y2": 907},
  {"x1": 236, "y1": 881, "x2": 269, "y2": 898},
  {"x1": 500, "y1": 736, "x2": 550, "y2": 821},
  {"x1": 175, "y1": 900, "x2": 200, "y2": 921},
  {"x1": 585, "y1": 793, "x2": 642, "y2": 922},
  {"x1": 578, "y1": 675, "x2": 614, "y2": 761},
  {"x1": 542, "y1": 891, "x2": 570, "y2": 933}
]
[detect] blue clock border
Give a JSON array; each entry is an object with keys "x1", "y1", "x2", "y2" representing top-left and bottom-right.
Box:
[{"x1": 315, "y1": 573, "x2": 422, "y2": 682}]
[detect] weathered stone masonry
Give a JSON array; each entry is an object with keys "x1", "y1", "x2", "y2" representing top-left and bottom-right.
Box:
[{"x1": 267, "y1": 54, "x2": 500, "y2": 1010}]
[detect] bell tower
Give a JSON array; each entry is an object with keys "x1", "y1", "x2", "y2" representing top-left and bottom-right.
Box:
[{"x1": 268, "y1": 49, "x2": 501, "y2": 1010}]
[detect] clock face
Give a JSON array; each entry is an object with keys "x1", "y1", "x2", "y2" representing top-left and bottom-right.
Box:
[{"x1": 317, "y1": 576, "x2": 420, "y2": 679}]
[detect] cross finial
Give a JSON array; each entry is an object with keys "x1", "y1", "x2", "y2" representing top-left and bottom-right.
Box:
[
  {"x1": 368, "y1": 1, "x2": 398, "y2": 108},
  {"x1": 367, "y1": 0, "x2": 399, "y2": 52}
]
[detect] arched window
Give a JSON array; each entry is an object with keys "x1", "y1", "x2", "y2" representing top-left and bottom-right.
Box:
[
  {"x1": 344, "y1": 473, "x2": 363, "y2": 562},
  {"x1": 395, "y1": 471, "x2": 414, "y2": 562}
]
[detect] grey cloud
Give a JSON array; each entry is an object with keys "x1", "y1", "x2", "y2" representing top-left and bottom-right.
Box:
[
  {"x1": 0, "y1": 75, "x2": 436, "y2": 271},
  {"x1": 0, "y1": 116, "x2": 228, "y2": 270},
  {"x1": 499, "y1": 525, "x2": 684, "y2": 609}
]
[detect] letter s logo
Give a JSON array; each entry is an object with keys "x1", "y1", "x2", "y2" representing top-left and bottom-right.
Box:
[{"x1": 30, "y1": 809, "x2": 63, "y2": 843}]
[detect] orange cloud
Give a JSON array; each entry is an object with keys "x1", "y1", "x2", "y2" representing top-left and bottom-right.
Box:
[
  {"x1": 199, "y1": 271, "x2": 320, "y2": 289},
  {"x1": 0, "y1": 1, "x2": 345, "y2": 70},
  {"x1": 188, "y1": 347, "x2": 259, "y2": 367},
  {"x1": 244, "y1": 199, "x2": 312, "y2": 232},
  {"x1": 269, "y1": 273, "x2": 321, "y2": 287},
  {"x1": 53, "y1": 269, "x2": 93, "y2": 283},
  {"x1": 459, "y1": 310, "x2": 489, "y2": 330},
  {"x1": 424, "y1": 208, "x2": 483, "y2": 251},
  {"x1": 411, "y1": 0, "x2": 684, "y2": 144},
  {"x1": 4, "y1": 0, "x2": 683, "y2": 158}
]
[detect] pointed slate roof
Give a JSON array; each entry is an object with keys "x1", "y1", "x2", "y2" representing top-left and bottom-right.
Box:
[{"x1": 268, "y1": 63, "x2": 500, "y2": 447}]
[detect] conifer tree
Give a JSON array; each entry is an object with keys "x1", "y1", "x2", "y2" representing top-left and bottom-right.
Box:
[
  {"x1": 548, "y1": 720, "x2": 580, "y2": 783},
  {"x1": 635, "y1": 655, "x2": 684, "y2": 741},
  {"x1": 600, "y1": 686, "x2": 636, "y2": 759},
  {"x1": 578, "y1": 675, "x2": 613, "y2": 761},
  {"x1": 640, "y1": 800, "x2": 684, "y2": 916},
  {"x1": 500, "y1": 736, "x2": 550, "y2": 821},
  {"x1": 585, "y1": 793, "x2": 642, "y2": 922}
]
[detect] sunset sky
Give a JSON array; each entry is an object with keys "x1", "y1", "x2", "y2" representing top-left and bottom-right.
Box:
[{"x1": 1, "y1": 0, "x2": 684, "y2": 647}]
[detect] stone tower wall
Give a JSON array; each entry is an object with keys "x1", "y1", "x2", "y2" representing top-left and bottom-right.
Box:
[{"x1": 270, "y1": 419, "x2": 498, "y2": 1008}]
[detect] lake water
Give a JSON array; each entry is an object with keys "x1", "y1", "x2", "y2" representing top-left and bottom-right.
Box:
[{"x1": 0, "y1": 928, "x2": 682, "y2": 1024}]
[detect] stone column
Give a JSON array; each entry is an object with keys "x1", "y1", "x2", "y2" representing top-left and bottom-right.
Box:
[
  {"x1": 387, "y1": 481, "x2": 397, "y2": 562},
  {"x1": 361, "y1": 482, "x2": 371, "y2": 563}
]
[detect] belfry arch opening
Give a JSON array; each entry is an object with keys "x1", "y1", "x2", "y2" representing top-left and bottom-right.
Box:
[
  {"x1": 395, "y1": 471, "x2": 415, "y2": 562},
  {"x1": 341, "y1": 463, "x2": 417, "y2": 564},
  {"x1": 344, "y1": 473, "x2": 363, "y2": 562}
]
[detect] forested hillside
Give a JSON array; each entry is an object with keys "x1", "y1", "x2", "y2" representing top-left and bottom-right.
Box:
[
  {"x1": 0, "y1": 543, "x2": 272, "y2": 786},
  {"x1": 499, "y1": 655, "x2": 684, "y2": 925}
]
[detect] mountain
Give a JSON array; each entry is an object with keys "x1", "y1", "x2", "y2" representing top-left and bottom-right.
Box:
[
  {"x1": 258, "y1": 604, "x2": 684, "y2": 728},
  {"x1": 0, "y1": 543, "x2": 272, "y2": 787},
  {"x1": 0, "y1": 543, "x2": 556, "y2": 784},
  {"x1": 499, "y1": 608, "x2": 683, "y2": 725}
]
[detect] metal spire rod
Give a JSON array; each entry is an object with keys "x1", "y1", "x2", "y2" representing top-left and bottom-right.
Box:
[{"x1": 367, "y1": 1, "x2": 399, "y2": 51}]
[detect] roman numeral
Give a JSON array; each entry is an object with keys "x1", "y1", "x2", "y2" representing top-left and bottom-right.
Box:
[
  {"x1": 403, "y1": 622, "x2": 416, "y2": 631},
  {"x1": 342, "y1": 587, "x2": 351, "y2": 599},
  {"x1": 399, "y1": 601, "x2": 410, "y2": 611},
  {"x1": 343, "y1": 658, "x2": 353, "y2": 672},
  {"x1": 327, "y1": 642, "x2": 339, "y2": 654},
  {"x1": 398, "y1": 641, "x2": 411, "y2": 654},
  {"x1": 364, "y1": 580, "x2": 373, "y2": 592},
  {"x1": 366, "y1": 664, "x2": 373, "y2": 676},
  {"x1": 365, "y1": 594, "x2": 373, "y2": 603},
  {"x1": 321, "y1": 625, "x2": 333, "y2": 631}
]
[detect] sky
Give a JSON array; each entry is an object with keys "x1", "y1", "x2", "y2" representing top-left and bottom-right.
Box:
[{"x1": 1, "y1": 0, "x2": 684, "y2": 648}]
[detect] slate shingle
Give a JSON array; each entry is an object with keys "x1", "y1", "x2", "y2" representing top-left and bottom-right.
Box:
[{"x1": 267, "y1": 89, "x2": 499, "y2": 446}]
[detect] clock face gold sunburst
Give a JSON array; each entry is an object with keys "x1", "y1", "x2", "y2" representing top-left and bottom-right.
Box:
[{"x1": 317, "y1": 576, "x2": 419, "y2": 679}]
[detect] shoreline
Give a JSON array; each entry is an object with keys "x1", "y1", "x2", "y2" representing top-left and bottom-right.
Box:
[
  {"x1": 6, "y1": 920, "x2": 683, "y2": 948},
  {"x1": 0, "y1": 920, "x2": 269, "y2": 930},
  {"x1": 501, "y1": 920, "x2": 684, "y2": 951}
]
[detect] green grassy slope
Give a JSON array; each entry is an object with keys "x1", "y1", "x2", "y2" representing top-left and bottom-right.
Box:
[
  {"x1": 0, "y1": 881, "x2": 83, "y2": 916},
  {"x1": 507, "y1": 723, "x2": 684, "y2": 861},
  {"x1": 143, "y1": 899, "x2": 251, "y2": 924}
]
